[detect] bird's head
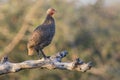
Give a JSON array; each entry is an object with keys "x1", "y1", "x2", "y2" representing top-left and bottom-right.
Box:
[{"x1": 47, "y1": 8, "x2": 56, "y2": 16}]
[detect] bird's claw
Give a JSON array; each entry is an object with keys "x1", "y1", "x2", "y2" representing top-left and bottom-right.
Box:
[{"x1": 43, "y1": 56, "x2": 50, "y2": 59}]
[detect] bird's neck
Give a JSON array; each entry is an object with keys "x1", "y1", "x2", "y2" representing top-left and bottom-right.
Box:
[{"x1": 43, "y1": 14, "x2": 54, "y2": 25}]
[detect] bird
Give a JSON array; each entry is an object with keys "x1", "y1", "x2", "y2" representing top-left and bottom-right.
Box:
[{"x1": 27, "y1": 8, "x2": 56, "y2": 59}]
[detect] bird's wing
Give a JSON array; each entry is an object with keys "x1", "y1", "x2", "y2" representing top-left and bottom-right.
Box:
[{"x1": 27, "y1": 26, "x2": 44, "y2": 48}]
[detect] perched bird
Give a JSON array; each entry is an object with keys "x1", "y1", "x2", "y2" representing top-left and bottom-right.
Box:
[{"x1": 27, "y1": 8, "x2": 56, "y2": 58}]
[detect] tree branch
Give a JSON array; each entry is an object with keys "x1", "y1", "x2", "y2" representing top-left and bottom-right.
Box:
[{"x1": 0, "y1": 51, "x2": 92, "y2": 75}]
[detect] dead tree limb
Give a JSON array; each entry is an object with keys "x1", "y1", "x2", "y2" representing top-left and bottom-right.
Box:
[{"x1": 0, "y1": 51, "x2": 92, "y2": 75}]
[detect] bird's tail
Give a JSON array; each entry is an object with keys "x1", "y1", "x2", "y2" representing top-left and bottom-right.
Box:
[{"x1": 28, "y1": 48, "x2": 35, "y2": 56}]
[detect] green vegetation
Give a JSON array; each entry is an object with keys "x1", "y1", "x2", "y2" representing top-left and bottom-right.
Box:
[{"x1": 0, "y1": 0, "x2": 120, "y2": 80}]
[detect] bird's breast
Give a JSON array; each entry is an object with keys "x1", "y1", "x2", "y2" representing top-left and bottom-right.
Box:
[{"x1": 41, "y1": 23, "x2": 55, "y2": 40}]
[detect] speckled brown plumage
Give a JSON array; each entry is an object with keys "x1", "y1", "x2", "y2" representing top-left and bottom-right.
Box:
[{"x1": 27, "y1": 8, "x2": 56, "y2": 58}]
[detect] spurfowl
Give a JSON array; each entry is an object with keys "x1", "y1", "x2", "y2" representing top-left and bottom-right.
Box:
[{"x1": 27, "y1": 8, "x2": 56, "y2": 58}]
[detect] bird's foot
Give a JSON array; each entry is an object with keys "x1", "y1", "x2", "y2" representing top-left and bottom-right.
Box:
[{"x1": 43, "y1": 56, "x2": 50, "y2": 59}]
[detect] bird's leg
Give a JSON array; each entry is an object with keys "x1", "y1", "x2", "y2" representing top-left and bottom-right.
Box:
[
  {"x1": 36, "y1": 49, "x2": 41, "y2": 59},
  {"x1": 39, "y1": 49, "x2": 48, "y2": 59}
]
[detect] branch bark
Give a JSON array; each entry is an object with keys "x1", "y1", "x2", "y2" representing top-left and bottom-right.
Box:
[{"x1": 0, "y1": 51, "x2": 92, "y2": 75}]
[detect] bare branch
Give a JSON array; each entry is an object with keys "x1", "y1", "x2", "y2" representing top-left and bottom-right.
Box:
[{"x1": 0, "y1": 51, "x2": 92, "y2": 75}]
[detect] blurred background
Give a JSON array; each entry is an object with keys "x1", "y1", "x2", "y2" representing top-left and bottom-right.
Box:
[{"x1": 0, "y1": 0, "x2": 120, "y2": 80}]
